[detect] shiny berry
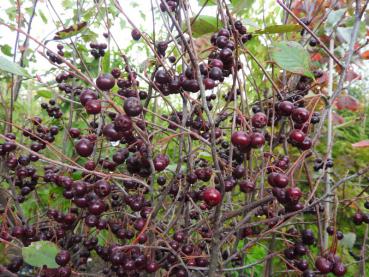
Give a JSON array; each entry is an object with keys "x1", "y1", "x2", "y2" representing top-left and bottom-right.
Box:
[
  {"x1": 203, "y1": 187, "x2": 222, "y2": 206},
  {"x1": 231, "y1": 131, "x2": 251, "y2": 148},
  {"x1": 289, "y1": 129, "x2": 306, "y2": 143},
  {"x1": 252, "y1": 112, "x2": 267, "y2": 128},
  {"x1": 96, "y1": 73, "x2": 115, "y2": 90},
  {"x1": 55, "y1": 250, "x2": 70, "y2": 266},
  {"x1": 278, "y1": 101, "x2": 294, "y2": 116},
  {"x1": 124, "y1": 97, "x2": 143, "y2": 117},
  {"x1": 239, "y1": 180, "x2": 255, "y2": 193},
  {"x1": 292, "y1": 108, "x2": 309, "y2": 123},
  {"x1": 286, "y1": 187, "x2": 302, "y2": 203},
  {"x1": 131, "y1": 28, "x2": 141, "y2": 40},
  {"x1": 332, "y1": 262, "x2": 347, "y2": 276},
  {"x1": 85, "y1": 99, "x2": 101, "y2": 114},
  {"x1": 315, "y1": 256, "x2": 333, "y2": 273},
  {"x1": 75, "y1": 139, "x2": 94, "y2": 157},
  {"x1": 153, "y1": 154, "x2": 170, "y2": 171}
]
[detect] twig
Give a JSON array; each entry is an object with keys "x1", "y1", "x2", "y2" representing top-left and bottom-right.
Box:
[{"x1": 276, "y1": 0, "x2": 344, "y2": 69}]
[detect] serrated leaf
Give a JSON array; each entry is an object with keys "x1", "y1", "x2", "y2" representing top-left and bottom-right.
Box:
[
  {"x1": 187, "y1": 15, "x2": 220, "y2": 38},
  {"x1": 54, "y1": 22, "x2": 87, "y2": 40},
  {"x1": 0, "y1": 56, "x2": 30, "y2": 77},
  {"x1": 340, "y1": 232, "x2": 356, "y2": 249},
  {"x1": 255, "y1": 24, "x2": 302, "y2": 34},
  {"x1": 36, "y1": 90, "x2": 53, "y2": 99},
  {"x1": 22, "y1": 241, "x2": 59, "y2": 268},
  {"x1": 270, "y1": 41, "x2": 313, "y2": 78}
]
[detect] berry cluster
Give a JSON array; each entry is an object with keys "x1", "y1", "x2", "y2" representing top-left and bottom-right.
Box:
[
  {"x1": 89, "y1": 42, "x2": 107, "y2": 59},
  {"x1": 313, "y1": 157, "x2": 334, "y2": 171},
  {"x1": 46, "y1": 49, "x2": 63, "y2": 64},
  {"x1": 40, "y1": 99, "x2": 63, "y2": 119},
  {"x1": 159, "y1": 0, "x2": 178, "y2": 12}
]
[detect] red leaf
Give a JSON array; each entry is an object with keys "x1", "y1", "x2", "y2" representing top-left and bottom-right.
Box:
[
  {"x1": 311, "y1": 53, "x2": 323, "y2": 62},
  {"x1": 345, "y1": 66, "x2": 361, "y2": 82},
  {"x1": 332, "y1": 112, "x2": 344, "y2": 124},
  {"x1": 335, "y1": 95, "x2": 360, "y2": 112},
  {"x1": 352, "y1": 140, "x2": 369, "y2": 148},
  {"x1": 361, "y1": 50, "x2": 369, "y2": 60}
]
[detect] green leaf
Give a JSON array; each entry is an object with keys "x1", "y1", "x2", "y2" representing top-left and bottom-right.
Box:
[
  {"x1": 39, "y1": 10, "x2": 48, "y2": 24},
  {"x1": 0, "y1": 56, "x2": 30, "y2": 77},
  {"x1": 326, "y1": 8, "x2": 346, "y2": 28},
  {"x1": 22, "y1": 241, "x2": 59, "y2": 269},
  {"x1": 270, "y1": 41, "x2": 313, "y2": 78},
  {"x1": 83, "y1": 7, "x2": 95, "y2": 21},
  {"x1": 232, "y1": 0, "x2": 253, "y2": 14},
  {"x1": 119, "y1": 18, "x2": 126, "y2": 29},
  {"x1": 1, "y1": 45, "x2": 12, "y2": 56},
  {"x1": 340, "y1": 232, "x2": 356, "y2": 249},
  {"x1": 36, "y1": 90, "x2": 53, "y2": 99},
  {"x1": 72, "y1": 171, "x2": 83, "y2": 180},
  {"x1": 198, "y1": 0, "x2": 217, "y2": 5},
  {"x1": 188, "y1": 15, "x2": 220, "y2": 38},
  {"x1": 198, "y1": 151, "x2": 212, "y2": 162},
  {"x1": 255, "y1": 24, "x2": 302, "y2": 35},
  {"x1": 101, "y1": 50, "x2": 110, "y2": 73}
]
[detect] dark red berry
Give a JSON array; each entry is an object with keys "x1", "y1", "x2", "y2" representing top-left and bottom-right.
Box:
[
  {"x1": 289, "y1": 129, "x2": 306, "y2": 143},
  {"x1": 146, "y1": 261, "x2": 159, "y2": 273},
  {"x1": 111, "y1": 68, "x2": 121, "y2": 78},
  {"x1": 239, "y1": 180, "x2": 255, "y2": 193},
  {"x1": 69, "y1": 128, "x2": 80, "y2": 138},
  {"x1": 315, "y1": 256, "x2": 333, "y2": 273},
  {"x1": 278, "y1": 101, "x2": 294, "y2": 116},
  {"x1": 124, "y1": 97, "x2": 143, "y2": 117},
  {"x1": 153, "y1": 154, "x2": 170, "y2": 171},
  {"x1": 231, "y1": 131, "x2": 251, "y2": 148},
  {"x1": 332, "y1": 262, "x2": 347, "y2": 276},
  {"x1": 286, "y1": 187, "x2": 302, "y2": 203},
  {"x1": 250, "y1": 132, "x2": 265, "y2": 148},
  {"x1": 114, "y1": 114, "x2": 133, "y2": 131},
  {"x1": 85, "y1": 99, "x2": 101, "y2": 114},
  {"x1": 203, "y1": 187, "x2": 222, "y2": 206},
  {"x1": 353, "y1": 212, "x2": 363, "y2": 225},
  {"x1": 204, "y1": 78, "x2": 216, "y2": 90},
  {"x1": 94, "y1": 180, "x2": 111, "y2": 198},
  {"x1": 75, "y1": 139, "x2": 94, "y2": 157},
  {"x1": 252, "y1": 112, "x2": 267, "y2": 128},
  {"x1": 292, "y1": 108, "x2": 309, "y2": 123},
  {"x1": 96, "y1": 73, "x2": 115, "y2": 91},
  {"x1": 55, "y1": 250, "x2": 70, "y2": 266},
  {"x1": 79, "y1": 89, "x2": 98, "y2": 106},
  {"x1": 131, "y1": 28, "x2": 141, "y2": 40}
]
